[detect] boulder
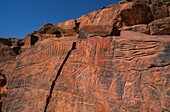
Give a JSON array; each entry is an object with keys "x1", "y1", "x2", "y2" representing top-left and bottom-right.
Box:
[
  {"x1": 56, "y1": 19, "x2": 76, "y2": 30},
  {"x1": 21, "y1": 34, "x2": 39, "y2": 49},
  {"x1": 0, "y1": 38, "x2": 12, "y2": 46},
  {"x1": 78, "y1": 25, "x2": 120, "y2": 38},
  {"x1": 37, "y1": 23, "x2": 62, "y2": 36},
  {"x1": 88, "y1": 2, "x2": 153, "y2": 28},
  {"x1": 76, "y1": 15, "x2": 92, "y2": 31},
  {"x1": 149, "y1": 17, "x2": 170, "y2": 35},
  {"x1": 55, "y1": 19, "x2": 77, "y2": 36},
  {"x1": 0, "y1": 43, "x2": 17, "y2": 62},
  {"x1": 150, "y1": 0, "x2": 169, "y2": 20},
  {"x1": 8, "y1": 38, "x2": 20, "y2": 47}
]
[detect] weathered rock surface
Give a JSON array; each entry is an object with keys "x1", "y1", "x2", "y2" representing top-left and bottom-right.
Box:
[
  {"x1": 149, "y1": 17, "x2": 170, "y2": 35},
  {"x1": 0, "y1": 38, "x2": 21, "y2": 62},
  {"x1": 149, "y1": 0, "x2": 169, "y2": 20},
  {"x1": 20, "y1": 0, "x2": 169, "y2": 46},
  {"x1": 78, "y1": 25, "x2": 120, "y2": 38},
  {"x1": 76, "y1": 15, "x2": 92, "y2": 30},
  {"x1": 0, "y1": 38, "x2": 12, "y2": 46},
  {"x1": 120, "y1": 24, "x2": 150, "y2": 34},
  {"x1": 0, "y1": 0, "x2": 170, "y2": 112},
  {"x1": 54, "y1": 19, "x2": 78, "y2": 36},
  {"x1": 88, "y1": 1, "x2": 153, "y2": 28},
  {"x1": 0, "y1": 44, "x2": 16, "y2": 62},
  {"x1": 37, "y1": 23, "x2": 62, "y2": 36},
  {"x1": 1, "y1": 31, "x2": 170, "y2": 112},
  {"x1": 1, "y1": 37, "x2": 77, "y2": 112},
  {"x1": 45, "y1": 31, "x2": 170, "y2": 112}
]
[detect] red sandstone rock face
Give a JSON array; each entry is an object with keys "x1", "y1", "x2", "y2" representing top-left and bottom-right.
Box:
[
  {"x1": 0, "y1": 0, "x2": 170, "y2": 112},
  {"x1": 1, "y1": 31, "x2": 170, "y2": 112},
  {"x1": 120, "y1": 24, "x2": 150, "y2": 34},
  {"x1": 0, "y1": 44, "x2": 16, "y2": 62},
  {"x1": 54, "y1": 19, "x2": 78, "y2": 36},
  {"x1": 78, "y1": 25, "x2": 120, "y2": 38},
  {"x1": 76, "y1": 15, "x2": 92, "y2": 30},
  {"x1": 149, "y1": 17, "x2": 170, "y2": 35},
  {"x1": 1, "y1": 37, "x2": 77, "y2": 112},
  {"x1": 20, "y1": 0, "x2": 169, "y2": 48},
  {"x1": 149, "y1": 0, "x2": 169, "y2": 20},
  {"x1": 37, "y1": 23, "x2": 61, "y2": 35},
  {"x1": 88, "y1": 1, "x2": 153, "y2": 28},
  {"x1": 56, "y1": 19, "x2": 76, "y2": 30}
]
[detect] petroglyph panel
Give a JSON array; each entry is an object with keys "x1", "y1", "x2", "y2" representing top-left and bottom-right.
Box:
[
  {"x1": 66, "y1": 38, "x2": 161, "y2": 66},
  {"x1": 114, "y1": 40, "x2": 161, "y2": 61},
  {"x1": 68, "y1": 37, "x2": 116, "y2": 65},
  {"x1": 17, "y1": 41, "x2": 73, "y2": 68},
  {"x1": 7, "y1": 72, "x2": 54, "y2": 89},
  {"x1": 7, "y1": 76, "x2": 29, "y2": 89},
  {"x1": 67, "y1": 41, "x2": 86, "y2": 64},
  {"x1": 96, "y1": 38, "x2": 116, "y2": 62}
]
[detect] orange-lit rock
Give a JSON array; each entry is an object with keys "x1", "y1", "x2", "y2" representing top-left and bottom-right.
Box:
[
  {"x1": 120, "y1": 24, "x2": 150, "y2": 34},
  {"x1": 56, "y1": 19, "x2": 76, "y2": 30},
  {"x1": 1, "y1": 31, "x2": 170, "y2": 112},
  {"x1": 37, "y1": 23, "x2": 62, "y2": 36},
  {"x1": 76, "y1": 15, "x2": 92, "y2": 30},
  {"x1": 0, "y1": 0, "x2": 170, "y2": 112},
  {"x1": 21, "y1": 34, "x2": 39, "y2": 49},
  {"x1": 55, "y1": 19, "x2": 77, "y2": 36},
  {"x1": 149, "y1": 17, "x2": 170, "y2": 35},
  {"x1": 88, "y1": 1, "x2": 153, "y2": 28},
  {"x1": 79, "y1": 25, "x2": 120, "y2": 38},
  {"x1": 149, "y1": 0, "x2": 169, "y2": 20},
  {"x1": 0, "y1": 41, "x2": 17, "y2": 62}
]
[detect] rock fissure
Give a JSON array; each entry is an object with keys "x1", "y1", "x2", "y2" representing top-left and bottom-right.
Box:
[
  {"x1": 139, "y1": 74, "x2": 144, "y2": 100},
  {"x1": 44, "y1": 42, "x2": 76, "y2": 112},
  {"x1": 1, "y1": 0, "x2": 170, "y2": 111},
  {"x1": 149, "y1": 84, "x2": 157, "y2": 90},
  {"x1": 148, "y1": 63, "x2": 170, "y2": 69}
]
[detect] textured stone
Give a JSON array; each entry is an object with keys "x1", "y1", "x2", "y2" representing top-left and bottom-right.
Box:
[
  {"x1": 56, "y1": 19, "x2": 76, "y2": 30},
  {"x1": 76, "y1": 15, "x2": 92, "y2": 31},
  {"x1": 0, "y1": 0, "x2": 170, "y2": 112},
  {"x1": 150, "y1": 1, "x2": 169, "y2": 20},
  {"x1": 0, "y1": 38, "x2": 22, "y2": 55},
  {"x1": 149, "y1": 17, "x2": 170, "y2": 35},
  {"x1": 120, "y1": 24, "x2": 150, "y2": 34},
  {"x1": 0, "y1": 43, "x2": 17, "y2": 62},
  {"x1": 21, "y1": 34, "x2": 39, "y2": 49},
  {"x1": 0, "y1": 38, "x2": 12, "y2": 46},
  {"x1": 78, "y1": 25, "x2": 120, "y2": 38},
  {"x1": 88, "y1": 2, "x2": 153, "y2": 28},
  {"x1": 55, "y1": 19, "x2": 77, "y2": 36},
  {"x1": 46, "y1": 31, "x2": 170, "y2": 112},
  {"x1": 0, "y1": 69, "x2": 6, "y2": 112},
  {"x1": 1, "y1": 31, "x2": 170, "y2": 112},
  {"x1": 37, "y1": 23, "x2": 62, "y2": 36},
  {"x1": 8, "y1": 38, "x2": 19, "y2": 47},
  {"x1": 168, "y1": 4, "x2": 170, "y2": 16},
  {"x1": 1, "y1": 37, "x2": 77, "y2": 112}
]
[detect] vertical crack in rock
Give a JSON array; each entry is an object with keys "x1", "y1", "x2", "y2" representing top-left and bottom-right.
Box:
[{"x1": 44, "y1": 42, "x2": 76, "y2": 112}]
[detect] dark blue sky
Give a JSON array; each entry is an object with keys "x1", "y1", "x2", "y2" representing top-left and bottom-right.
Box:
[{"x1": 0, "y1": 0, "x2": 119, "y2": 38}]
